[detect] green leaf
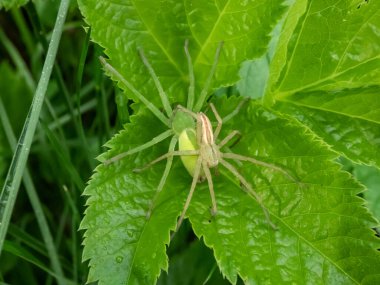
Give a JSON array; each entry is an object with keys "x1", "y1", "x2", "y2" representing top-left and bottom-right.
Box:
[
  {"x1": 275, "y1": 97, "x2": 380, "y2": 166},
  {"x1": 192, "y1": 97, "x2": 380, "y2": 284},
  {"x1": 82, "y1": 105, "x2": 186, "y2": 285},
  {"x1": 267, "y1": 0, "x2": 380, "y2": 99},
  {"x1": 78, "y1": 0, "x2": 286, "y2": 107},
  {"x1": 354, "y1": 165, "x2": 380, "y2": 221},
  {"x1": 265, "y1": 1, "x2": 380, "y2": 168},
  {"x1": 82, "y1": 97, "x2": 380, "y2": 284},
  {"x1": 79, "y1": 1, "x2": 380, "y2": 284}
]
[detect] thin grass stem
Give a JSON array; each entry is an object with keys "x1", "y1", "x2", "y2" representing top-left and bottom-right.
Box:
[{"x1": 0, "y1": 0, "x2": 72, "y2": 268}]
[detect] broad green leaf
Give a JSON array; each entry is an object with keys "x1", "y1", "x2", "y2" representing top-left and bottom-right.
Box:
[
  {"x1": 265, "y1": 1, "x2": 380, "y2": 168},
  {"x1": 79, "y1": 1, "x2": 380, "y2": 284},
  {"x1": 267, "y1": 0, "x2": 380, "y2": 98},
  {"x1": 82, "y1": 97, "x2": 380, "y2": 284},
  {"x1": 283, "y1": 87, "x2": 380, "y2": 123},
  {"x1": 78, "y1": 0, "x2": 286, "y2": 107},
  {"x1": 237, "y1": 58, "x2": 270, "y2": 99},
  {"x1": 82, "y1": 105, "x2": 187, "y2": 285},
  {"x1": 354, "y1": 165, "x2": 380, "y2": 221},
  {"x1": 275, "y1": 100, "x2": 380, "y2": 166},
  {"x1": 237, "y1": 19, "x2": 283, "y2": 99}
]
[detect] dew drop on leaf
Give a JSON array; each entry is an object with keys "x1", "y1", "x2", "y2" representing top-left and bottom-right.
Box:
[
  {"x1": 126, "y1": 230, "x2": 134, "y2": 238},
  {"x1": 115, "y1": 256, "x2": 123, "y2": 263}
]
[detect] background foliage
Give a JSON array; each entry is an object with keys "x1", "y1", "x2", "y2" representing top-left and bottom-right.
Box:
[{"x1": 0, "y1": 0, "x2": 379, "y2": 284}]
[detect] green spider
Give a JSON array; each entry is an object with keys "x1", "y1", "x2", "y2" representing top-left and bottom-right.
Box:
[{"x1": 101, "y1": 41, "x2": 297, "y2": 233}]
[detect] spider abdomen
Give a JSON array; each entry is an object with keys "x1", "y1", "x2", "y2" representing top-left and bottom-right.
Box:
[{"x1": 178, "y1": 128, "x2": 200, "y2": 177}]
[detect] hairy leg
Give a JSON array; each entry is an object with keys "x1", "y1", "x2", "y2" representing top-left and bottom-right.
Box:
[
  {"x1": 219, "y1": 158, "x2": 277, "y2": 230},
  {"x1": 222, "y1": 152, "x2": 298, "y2": 183},
  {"x1": 138, "y1": 49, "x2": 173, "y2": 118},
  {"x1": 218, "y1": 130, "x2": 241, "y2": 149},
  {"x1": 222, "y1": 97, "x2": 250, "y2": 123},
  {"x1": 99, "y1": 56, "x2": 170, "y2": 127},
  {"x1": 176, "y1": 105, "x2": 197, "y2": 119},
  {"x1": 202, "y1": 161, "x2": 217, "y2": 216},
  {"x1": 194, "y1": 42, "x2": 224, "y2": 112},
  {"x1": 134, "y1": 149, "x2": 199, "y2": 172},
  {"x1": 172, "y1": 156, "x2": 203, "y2": 237},
  {"x1": 184, "y1": 40, "x2": 195, "y2": 110},
  {"x1": 209, "y1": 103, "x2": 222, "y2": 140},
  {"x1": 146, "y1": 136, "x2": 178, "y2": 219},
  {"x1": 103, "y1": 129, "x2": 174, "y2": 165}
]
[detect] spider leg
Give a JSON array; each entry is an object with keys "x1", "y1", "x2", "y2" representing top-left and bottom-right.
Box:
[
  {"x1": 146, "y1": 136, "x2": 178, "y2": 219},
  {"x1": 202, "y1": 162, "x2": 217, "y2": 216},
  {"x1": 138, "y1": 48, "x2": 173, "y2": 118},
  {"x1": 171, "y1": 156, "x2": 203, "y2": 239},
  {"x1": 209, "y1": 103, "x2": 222, "y2": 140},
  {"x1": 99, "y1": 57, "x2": 170, "y2": 127},
  {"x1": 222, "y1": 152, "x2": 298, "y2": 184},
  {"x1": 194, "y1": 42, "x2": 224, "y2": 112},
  {"x1": 219, "y1": 158, "x2": 277, "y2": 230},
  {"x1": 103, "y1": 129, "x2": 174, "y2": 165},
  {"x1": 134, "y1": 149, "x2": 199, "y2": 172},
  {"x1": 218, "y1": 131, "x2": 243, "y2": 168},
  {"x1": 184, "y1": 40, "x2": 195, "y2": 110},
  {"x1": 218, "y1": 130, "x2": 241, "y2": 149},
  {"x1": 176, "y1": 105, "x2": 197, "y2": 119},
  {"x1": 222, "y1": 97, "x2": 250, "y2": 123}
]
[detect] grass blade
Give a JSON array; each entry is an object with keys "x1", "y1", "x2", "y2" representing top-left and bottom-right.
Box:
[
  {"x1": 0, "y1": 0, "x2": 71, "y2": 264},
  {"x1": 0, "y1": 98, "x2": 66, "y2": 284}
]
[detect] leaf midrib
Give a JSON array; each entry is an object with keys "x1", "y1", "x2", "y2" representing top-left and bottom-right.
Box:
[
  {"x1": 333, "y1": 8, "x2": 379, "y2": 74},
  {"x1": 281, "y1": 98, "x2": 380, "y2": 125},
  {"x1": 193, "y1": 0, "x2": 231, "y2": 67},
  {"x1": 130, "y1": 0, "x2": 186, "y2": 78}
]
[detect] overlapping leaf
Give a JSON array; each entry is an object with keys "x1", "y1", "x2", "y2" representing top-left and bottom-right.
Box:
[
  {"x1": 78, "y1": 1, "x2": 380, "y2": 284},
  {"x1": 266, "y1": 0, "x2": 380, "y2": 168},
  {"x1": 275, "y1": 98, "x2": 380, "y2": 166},
  {"x1": 354, "y1": 165, "x2": 380, "y2": 221},
  {"x1": 267, "y1": 0, "x2": 380, "y2": 97},
  {"x1": 82, "y1": 96, "x2": 380, "y2": 284},
  {"x1": 82, "y1": 106, "x2": 184, "y2": 284},
  {"x1": 78, "y1": 0, "x2": 285, "y2": 107}
]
